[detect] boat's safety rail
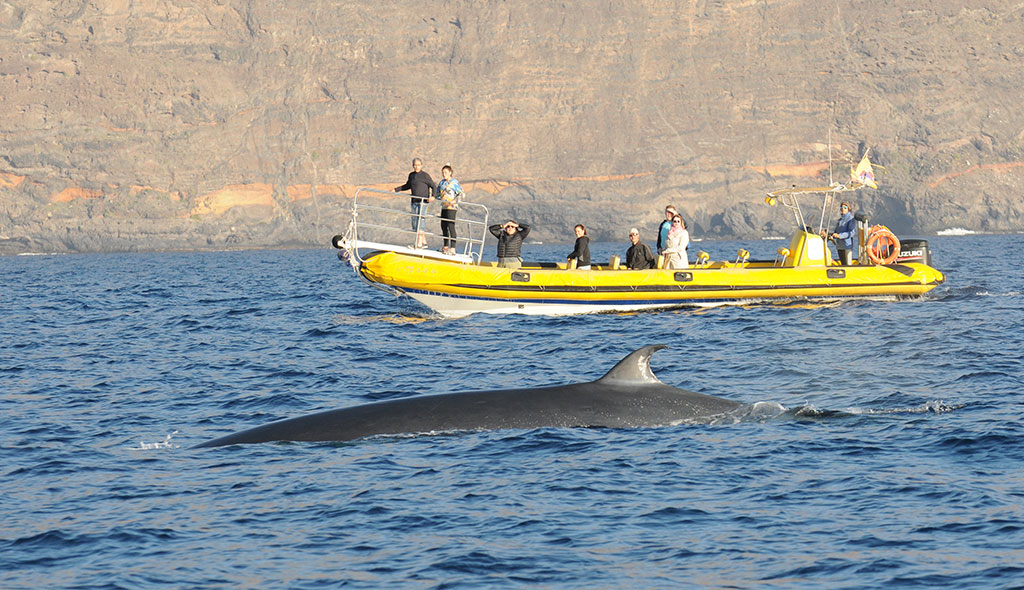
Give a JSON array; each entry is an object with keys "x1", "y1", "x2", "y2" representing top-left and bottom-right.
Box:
[
  {"x1": 765, "y1": 183, "x2": 861, "y2": 237},
  {"x1": 334, "y1": 187, "x2": 489, "y2": 267}
]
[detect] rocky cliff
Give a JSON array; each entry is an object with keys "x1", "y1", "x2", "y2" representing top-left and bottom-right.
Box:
[{"x1": 1, "y1": 1, "x2": 1022, "y2": 254}]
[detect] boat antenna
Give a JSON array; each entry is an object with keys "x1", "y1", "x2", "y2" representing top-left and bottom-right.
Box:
[{"x1": 828, "y1": 129, "x2": 834, "y2": 186}]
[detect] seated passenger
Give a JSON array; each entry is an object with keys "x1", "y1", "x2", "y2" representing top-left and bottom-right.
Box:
[
  {"x1": 626, "y1": 228, "x2": 656, "y2": 270},
  {"x1": 662, "y1": 215, "x2": 690, "y2": 269},
  {"x1": 489, "y1": 220, "x2": 531, "y2": 269},
  {"x1": 567, "y1": 224, "x2": 591, "y2": 270}
]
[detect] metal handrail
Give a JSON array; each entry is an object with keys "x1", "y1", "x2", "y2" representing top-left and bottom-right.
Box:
[{"x1": 344, "y1": 187, "x2": 489, "y2": 264}]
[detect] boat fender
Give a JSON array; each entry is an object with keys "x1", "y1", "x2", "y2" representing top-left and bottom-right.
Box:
[
  {"x1": 331, "y1": 234, "x2": 345, "y2": 249},
  {"x1": 775, "y1": 247, "x2": 790, "y2": 267},
  {"x1": 865, "y1": 226, "x2": 901, "y2": 265}
]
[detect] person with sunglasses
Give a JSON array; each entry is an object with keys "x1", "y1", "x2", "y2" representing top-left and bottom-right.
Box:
[
  {"x1": 662, "y1": 215, "x2": 690, "y2": 269},
  {"x1": 825, "y1": 200, "x2": 857, "y2": 265},
  {"x1": 625, "y1": 228, "x2": 656, "y2": 270}
]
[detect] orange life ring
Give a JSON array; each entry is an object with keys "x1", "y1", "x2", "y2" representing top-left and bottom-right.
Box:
[{"x1": 865, "y1": 226, "x2": 901, "y2": 265}]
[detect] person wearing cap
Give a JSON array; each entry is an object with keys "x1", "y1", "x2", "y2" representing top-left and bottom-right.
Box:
[
  {"x1": 824, "y1": 200, "x2": 857, "y2": 265},
  {"x1": 657, "y1": 205, "x2": 678, "y2": 255},
  {"x1": 488, "y1": 220, "x2": 531, "y2": 269},
  {"x1": 625, "y1": 228, "x2": 656, "y2": 270}
]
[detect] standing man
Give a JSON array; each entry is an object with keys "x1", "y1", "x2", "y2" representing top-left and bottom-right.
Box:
[
  {"x1": 488, "y1": 220, "x2": 531, "y2": 269},
  {"x1": 626, "y1": 228, "x2": 656, "y2": 270},
  {"x1": 824, "y1": 200, "x2": 857, "y2": 265},
  {"x1": 394, "y1": 157, "x2": 436, "y2": 249},
  {"x1": 657, "y1": 205, "x2": 678, "y2": 255}
]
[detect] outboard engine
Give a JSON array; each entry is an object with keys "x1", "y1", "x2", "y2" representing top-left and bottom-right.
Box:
[{"x1": 895, "y1": 239, "x2": 932, "y2": 266}]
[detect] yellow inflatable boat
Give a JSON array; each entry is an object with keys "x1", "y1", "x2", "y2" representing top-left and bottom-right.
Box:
[{"x1": 334, "y1": 159, "x2": 944, "y2": 318}]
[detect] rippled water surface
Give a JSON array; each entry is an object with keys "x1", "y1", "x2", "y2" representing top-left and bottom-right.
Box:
[{"x1": 2, "y1": 235, "x2": 1023, "y2": 588}]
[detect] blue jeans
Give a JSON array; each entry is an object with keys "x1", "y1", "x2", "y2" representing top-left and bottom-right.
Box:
[{"x1": 410, "y1": 199, "x2": 427, "y2": 232}]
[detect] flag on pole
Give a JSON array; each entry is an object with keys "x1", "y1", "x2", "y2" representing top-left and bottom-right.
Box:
[{"x1": 851, "y1": 153, "x2": 877, "y2": 189}]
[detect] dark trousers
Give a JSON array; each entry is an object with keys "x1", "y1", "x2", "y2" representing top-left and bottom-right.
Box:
[
  {"x1": 441, "y1": 208, "x2": 457, "y2": 249},
  {"x1": 837, "y1": 249, "x2": 852, "y2": 265}
]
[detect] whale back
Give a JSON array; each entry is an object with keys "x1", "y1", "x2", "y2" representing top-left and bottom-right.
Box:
[{"x1": 193, "y1": 344, "x2": 746, "y2": 447}]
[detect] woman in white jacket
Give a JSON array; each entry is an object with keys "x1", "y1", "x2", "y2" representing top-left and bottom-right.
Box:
[{"x1": 663, "y1": 215, "x2": 689, "y2": 269}]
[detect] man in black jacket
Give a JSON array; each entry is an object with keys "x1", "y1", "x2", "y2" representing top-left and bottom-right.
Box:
[
  {"x1": 626, "y1": 227, "x2": 656, "y2": 270},
  {"x1": 394, "y1": 157, "x2": 436, "y2": 248},
  {"x1": 489, "y1": 220, "x2": 531, "y2": 269}
]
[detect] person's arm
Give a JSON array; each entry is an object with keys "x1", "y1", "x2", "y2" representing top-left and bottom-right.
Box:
[
  {"x1": 835, "y1": 217, "x2": 855, "y2": 240},
  {"x1": 517, "y1": 224, "x2": 531, "y2": 240},
  {"x1": 663, "y1": 234, "x2": 680, "y2": 255},
  {"x1": 489, "y1": 224, "x2": 503, "y2": 238},
  {"x1": 426, "y1": 174, "x2": 437, "y2": 199},
  {"x1": 394, "y1": 173, "x2": 412, "y2": 192},
  {"x1": 568, "y1": 238, "x2": 582, "y2": 260},
  {"x1": 644, "y1": 243, "x2": 656, "y2": 266}
]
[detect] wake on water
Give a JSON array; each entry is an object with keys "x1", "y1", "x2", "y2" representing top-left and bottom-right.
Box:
[{"x1": 705, "y1": 399, "x2": 964, "y2": 425}]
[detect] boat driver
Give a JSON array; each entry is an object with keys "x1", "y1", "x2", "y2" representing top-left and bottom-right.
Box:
[{"x1": 824, "y1": 200, "x2": 857, "y2": 265}]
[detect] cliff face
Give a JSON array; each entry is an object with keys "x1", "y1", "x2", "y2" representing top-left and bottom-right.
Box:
[{"x1": 1, "y1": 1, "x2": 1022, "y2": 253}]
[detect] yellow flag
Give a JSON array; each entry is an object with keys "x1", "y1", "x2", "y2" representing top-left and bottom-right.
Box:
[{"x1": 851, "y1": 153, "x2": 877, "y2": 189}]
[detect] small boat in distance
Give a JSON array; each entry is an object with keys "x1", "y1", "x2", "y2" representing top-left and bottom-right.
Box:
[{"x1": 333, "y1": 154, "x2": 944, "y2": 318}]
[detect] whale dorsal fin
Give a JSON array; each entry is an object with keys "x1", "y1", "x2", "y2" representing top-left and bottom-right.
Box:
[{"x1": 596, "y1": 345, "x2": 668, "y2": 385}]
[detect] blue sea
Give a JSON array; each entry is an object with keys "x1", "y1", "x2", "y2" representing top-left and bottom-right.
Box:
[{"x1": 2, "y1": 235, "x2": 1022, "y2": 589}]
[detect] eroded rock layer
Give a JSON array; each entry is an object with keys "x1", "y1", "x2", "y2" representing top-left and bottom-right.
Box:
[{"x1": 1, "y1": 1, "x2": 1022, "y2": 253}]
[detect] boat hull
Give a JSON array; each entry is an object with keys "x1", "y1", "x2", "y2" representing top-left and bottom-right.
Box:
[{"x1": 358, "y1": 251, "x2": 945, "y2": 318}]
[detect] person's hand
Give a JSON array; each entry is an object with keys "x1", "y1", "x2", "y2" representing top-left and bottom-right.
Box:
[{"x1": 428, "y1": 196, "x2": 435, "y2": 203}]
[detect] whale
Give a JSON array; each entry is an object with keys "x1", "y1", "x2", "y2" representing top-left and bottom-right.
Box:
[{"x1": 193, "y1": 344, "x2": 744, "y2": 448}]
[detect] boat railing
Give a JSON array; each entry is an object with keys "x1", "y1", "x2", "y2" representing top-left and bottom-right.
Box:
[{"x1": 339, "y1": 187, "x2": 489, "y2": 265}]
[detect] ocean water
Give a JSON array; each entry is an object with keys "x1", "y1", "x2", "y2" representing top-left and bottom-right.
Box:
[{"x1": 2, "y1": 235, "x2": 1022, "y2": 589}]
